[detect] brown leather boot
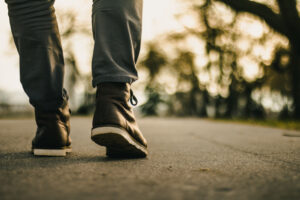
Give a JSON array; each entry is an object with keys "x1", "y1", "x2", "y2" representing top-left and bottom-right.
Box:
[
  {"x1": 91, "y1": 82, "x2": 148, "y2": 158},
  {"x1": 32, "y1": 99, "x2": 71, "y2": 156}
]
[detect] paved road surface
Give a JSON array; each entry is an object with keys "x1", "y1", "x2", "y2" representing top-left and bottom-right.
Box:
[{"x1": 0, "y1": 117, "x2": 299, "y2": 200}]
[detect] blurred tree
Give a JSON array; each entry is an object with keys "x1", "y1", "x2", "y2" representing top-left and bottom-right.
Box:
[
  {"x1": 165, "y1": 0, "x2": 268, "y2": 118},
  {"x1": 168, "y1": 51, "x2": 207, "y2": 116},
  {"x1": 141, "y1": 0, "x2": 300, "y2": 119},
  {"x1": 139, "y1": 0, "x2": 300, "y2": 119},
  {"x1": 139, "y1": 44, "x2": 209, "y2": 116},
  {"x1": 214, "y1": 0, "x2": 300, "y2": 118},
  {"x1": 58, "y1": 11, "x2": 95, "y2": 113},
  {"x1": 139, "y1": 44, "x2": 167, "y2": 116},
  {"x1": 199, "y1": 1, "x2": 267, "y2": 118}
]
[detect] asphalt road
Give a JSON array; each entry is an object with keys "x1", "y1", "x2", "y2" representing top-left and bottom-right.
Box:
[{"x1": 0, "y1": 117, "x2": 299, "y2": 200}]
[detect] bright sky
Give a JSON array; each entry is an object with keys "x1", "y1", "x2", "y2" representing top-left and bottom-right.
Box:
[{"x1": 0, "y1": 0, "x2": 186, "y2": 103}]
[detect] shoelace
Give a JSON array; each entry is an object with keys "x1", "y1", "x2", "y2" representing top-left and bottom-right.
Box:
[{"x1": 130, "y1": 89, "x2": 138, "y2": 106}]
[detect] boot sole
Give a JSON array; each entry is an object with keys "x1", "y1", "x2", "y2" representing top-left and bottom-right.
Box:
[
  {"x1": 32, "y1": 147, "x2": 72, "y2": 157},
  {"x1": 91, "y1": 126, "x2": 148, "y2": 158}
]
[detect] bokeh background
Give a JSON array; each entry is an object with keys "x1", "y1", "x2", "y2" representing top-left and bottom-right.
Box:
[{"x1": 0, "y1": 0, "x2": 300, "y2": 124}]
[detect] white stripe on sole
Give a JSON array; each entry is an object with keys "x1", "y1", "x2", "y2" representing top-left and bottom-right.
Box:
[
  {"x1": 91, "y1": 126, "x2": 147, "y2": 153},
  {"x1": 33, "y1": 148, "x2": 71, "y2": 157}
]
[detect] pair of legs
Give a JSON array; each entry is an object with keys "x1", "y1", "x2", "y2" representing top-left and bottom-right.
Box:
[{"x1": 5, "y1": 0, "x2": 147, "y2": 157}]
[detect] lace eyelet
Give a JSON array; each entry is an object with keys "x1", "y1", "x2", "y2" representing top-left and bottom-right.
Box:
[{"x1": 130, "y1": 89, "x2": 138, "y2": 106}]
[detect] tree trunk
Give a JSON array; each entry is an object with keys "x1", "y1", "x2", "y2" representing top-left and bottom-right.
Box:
[{"x1": 291, "y1": 48, "x2": 300, "y2": 119}]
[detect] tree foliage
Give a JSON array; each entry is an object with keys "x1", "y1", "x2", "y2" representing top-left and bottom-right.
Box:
[{"x1": 139, "y1": 0, "x2": 300, "y2": 119}]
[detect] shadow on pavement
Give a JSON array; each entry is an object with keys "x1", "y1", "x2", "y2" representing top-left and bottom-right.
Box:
[{"x1": 0, "y1": 151, "x2": 147, "y2": 170}]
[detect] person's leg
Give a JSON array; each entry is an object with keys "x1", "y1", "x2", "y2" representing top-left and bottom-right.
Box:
[
  {"x1": 6, "y1": 0, "x2": 66, "y2": 111},
  {"x1": 91, "y1": 0, "x2": 143, "y2": 86},
  {"x1": 91, "y1": 0, "x2": 147, "y2": 158},
  {"x1": 5, "y1": 0, "x2": 71, "y2": 156}
]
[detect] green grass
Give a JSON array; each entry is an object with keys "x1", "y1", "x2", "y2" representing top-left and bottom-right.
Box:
[{"x1": 212, "y1": 118, "x2": 300, "y2": 131}]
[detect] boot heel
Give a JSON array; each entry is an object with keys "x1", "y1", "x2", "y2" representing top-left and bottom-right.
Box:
[{"x1": 91, "y1": 126, "x2": 148, "y2": 158}]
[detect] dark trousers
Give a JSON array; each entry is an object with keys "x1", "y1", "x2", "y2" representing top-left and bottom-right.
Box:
[{"x1": 5, "y1": 0, "x2": 143, "y2": 111}]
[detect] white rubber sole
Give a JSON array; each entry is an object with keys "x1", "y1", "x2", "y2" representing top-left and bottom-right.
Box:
[
  {"x1": 91, "y1": 126, "x2": 147, "y2": 158},
  {"x1": 33, "y1": 148, "x2": 72, "y2": 157}
]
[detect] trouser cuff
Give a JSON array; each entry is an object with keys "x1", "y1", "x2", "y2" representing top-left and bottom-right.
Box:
[{"x1": 92, "y1": 75, "x2": 138, "y2": 88}]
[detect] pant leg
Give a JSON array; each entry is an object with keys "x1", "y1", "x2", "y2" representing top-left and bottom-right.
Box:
[
  {"x1": 5, "y1": 0, "x2": 67, "y2": 111},
  {"x1": 92, "y1": 0, "x2": 143, "y2": 87}
]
